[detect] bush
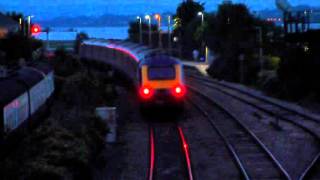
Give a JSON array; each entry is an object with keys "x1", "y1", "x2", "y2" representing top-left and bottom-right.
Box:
[
  {"x1": 0, "y1": 33, "x2": 43, "y2": 67},
  {"x1": 277, "y1": 45, "x2": 319, "y2": 99}
]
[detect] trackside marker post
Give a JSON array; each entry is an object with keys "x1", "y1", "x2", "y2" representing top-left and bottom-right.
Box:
[{"x1": 95, "y1": 106, "x2": 117, "y2": 143}]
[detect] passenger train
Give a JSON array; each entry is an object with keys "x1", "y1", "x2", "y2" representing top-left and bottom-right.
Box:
[
  {"x1": 0, "y1": 63, "x2": 54, "y2": 139},
  {"x1": 138, "y1": 55, "x2": 186, "y2": 107},
  {"x1": 79, "y1": 39, "x2": 186, "y2": 108}
]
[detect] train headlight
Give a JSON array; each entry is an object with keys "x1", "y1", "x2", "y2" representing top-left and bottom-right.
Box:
[
  {"x1": 139, "y1": 86, "x2": 154, "y2": 99},
  {"x1": 175, "y1": 87, "x2": 182, "y2": 94},
  {"x1": 172, "y1": 85, "x2": 186, "y2": 98}
]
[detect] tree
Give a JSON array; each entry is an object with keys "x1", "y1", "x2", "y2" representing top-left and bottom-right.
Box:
[
  {"x1": 278, "y1": 42, "x2": 320, "y2": 99},
  {"x1": 175, "y1": 1, "x2": 204, "y2": 31},
  {"x1": 128, "y1": 21, "x2": 157, "y2": 44},
  {"x1": 206, "y1": 3, "x2": 278, "y2": 84},
  {"x1": 74, "y1": 32, "x2": 89, "y2": 54},
  {"x1": 0, "y1": 33, "x2": 42, "y2": 66},
  {"x1": 174, "y1": 1, "x2": 204, "y2": 58},
  {"x1": 5, "y1": 11, "x2": 23, "y2": 23}
]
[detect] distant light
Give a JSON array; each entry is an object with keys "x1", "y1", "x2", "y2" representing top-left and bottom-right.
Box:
[
  {"x1": 198, "y1": 12, "x2": 203, "y2": 16},
  {"x1": 154, "y1": 14, "x2": 161, "y2": 20},
  {"x1": 173, "y1": 37, "x2": 179, "y2": 42},
  {"x1": 145, "y1": 15, "x2": 151, "y2": 20},
  {"x1": 31, "y1": 24, "x2": 41, "y2": 34}
]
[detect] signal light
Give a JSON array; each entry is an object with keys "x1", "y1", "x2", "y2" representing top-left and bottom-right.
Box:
[
  {"x1": 172, "y1": 85, "x2": 186, "y2": 98},
  {"x1": 31, "y1": 24, "x2": 41, "y2": 34},
  {"x1": 139, "y1": 86, "x2": 154, "y2": 99}
]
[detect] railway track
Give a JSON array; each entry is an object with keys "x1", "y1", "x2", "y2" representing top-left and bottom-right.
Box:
[
  {"x1": 187, "y1": 89, "x2": 291, "y2": 180},
  {"x1": 148, "y1": 123, "x2": 194, "y2": 180},
  {"x1": 187, "y1": 74, "x2": 320, "y2": 138},
  {"x1": 186, "y1": 73, "x2": 320, "y2": 180}
]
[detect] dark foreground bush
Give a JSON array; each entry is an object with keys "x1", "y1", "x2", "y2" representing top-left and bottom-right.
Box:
[{"x1": 1, "y1": 65, "x2": 115, "y2": 180}]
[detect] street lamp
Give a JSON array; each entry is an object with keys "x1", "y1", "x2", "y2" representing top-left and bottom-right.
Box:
[
  {"x1": 145, "y1": 15, "x2": 152, "y2": 47},
  {"x1": 198, "y1": 12, "x2": 204, "y2": 26},
  {"x1": 154, "y1": 13, "x2": 162, "y2": 48},
  {"x1": 136, "y1": 16, "x2": 143, "y2": 44},
  {"x1": 27, "y1": 15, "x2": 35, "y2": 37},
  {"x1": 198, "y1": 12, "x2": 205, "y2": 62}
]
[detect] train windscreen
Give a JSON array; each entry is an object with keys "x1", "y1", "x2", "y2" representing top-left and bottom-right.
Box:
[{"x1": 148, "y1": 67, "x2": 176, "y2": 80}]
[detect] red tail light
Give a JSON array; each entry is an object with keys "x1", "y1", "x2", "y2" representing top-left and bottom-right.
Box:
[
  {"x1": 172, "y1": 85, "x2": 186, "y2": 98},
  {"x1": 139, "y1": 86, "x2": 154, "y2": 99}
]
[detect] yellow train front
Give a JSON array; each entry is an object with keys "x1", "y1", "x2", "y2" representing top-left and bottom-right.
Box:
[{"x1": 138, "y1": 55, "x2": 186, "y2": 109}]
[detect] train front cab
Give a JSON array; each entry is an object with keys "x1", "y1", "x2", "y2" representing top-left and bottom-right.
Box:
[{"x1": 138, "y1": 57, "x2": 186, "y2": 110}]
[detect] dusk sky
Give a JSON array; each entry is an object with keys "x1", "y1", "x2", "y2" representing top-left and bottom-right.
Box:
[{"x1": 0, "y1": 0, "x2": 319, "y2": 20}]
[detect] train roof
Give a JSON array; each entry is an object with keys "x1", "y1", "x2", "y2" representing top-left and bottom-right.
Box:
[
  {"x1": 29, "y1": 62, "x2": 53, "y2": 75},
  {"x1": 139, "y1": 55, "x2": 181, "y2": 67},
  {"x1": 0, "y1": 78, "x2": 26, "y2": 107},
  {"x1": 0, "y1": 64, "x2": 53, "y2": 107},
  {"x1": 82, "y1": 39, "x2": 160, "y2": 62}
]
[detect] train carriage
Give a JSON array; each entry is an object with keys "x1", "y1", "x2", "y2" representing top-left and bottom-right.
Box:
[
  {"x1": 80, "y1": 39, "x2": 186, "y2": 109},
  {"x1": 0, "y1": 63, "x2": 54, "y2": 138}
]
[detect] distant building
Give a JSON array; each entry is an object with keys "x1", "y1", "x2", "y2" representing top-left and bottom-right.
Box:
[{"x1": 0, "y1": 13, "x2": 19, "y2": 39}]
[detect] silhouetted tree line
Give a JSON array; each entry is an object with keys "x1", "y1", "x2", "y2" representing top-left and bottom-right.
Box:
[
  {"x1": 0, "y1": 12, "x2": 43, "y2": 67},
  {"x1": 277, "y1": 33, "x2": 320, "y2": 100}
]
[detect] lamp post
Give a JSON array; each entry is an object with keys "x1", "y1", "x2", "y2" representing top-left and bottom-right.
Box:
[
  {"x1": 27, "y1": 15, "x2": 35, "y2": 37},
  {"x1": 145, "y1": 15, "x2": 152, "y2": 47},
  {"x1": 23, "y1": 15, "x2": 34, "y2": 37},
  {"x1": 154, "y1": 14, "x2": 162, "y2": 48},
  {"x1": 255, "y1": 26, "x2": 264, "y2": 74},
  {"x1": 198, "y1": 12, "x2": 205, "y2": 62},
  {"x1": 136, "y1": 16, "x2": 143, "y2": 44},
  {"x1": 19, "y1": 18, "x2": 22, "y2": 31},
  {"x1": 198, "y1": 12, "x2": 204, "y2": 26},
  {"x1": 168, "y1": 15, "x2": 172, "y2": 54}
]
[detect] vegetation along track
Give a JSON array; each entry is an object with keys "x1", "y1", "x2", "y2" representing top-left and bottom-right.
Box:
[
  {"x1": 187, "y1": 88, "x2": 291, "y2": 180},
  {"x1": 148, "y1": 123, "x2": 194, "y2": 180}
]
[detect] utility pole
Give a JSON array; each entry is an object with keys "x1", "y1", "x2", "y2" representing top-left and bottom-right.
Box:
[
  {"x1": 145, "y1": 15, "x2": 152, "y2": 47},
  {"x1": 155, "y1": 14, "x2": 162, "y2": 49},
  {"x1": 256, "y1": 26, "x2": 264, "y2": 74},
  {"x1": 137, "y1": 16, "x2": 143, "y2": 44},
  {"x1": 168, "y1": 15, "x2": 172, "y2": 54},
  {"x1": 46, "y1": 28, "x2": 50, "y2": 51}
]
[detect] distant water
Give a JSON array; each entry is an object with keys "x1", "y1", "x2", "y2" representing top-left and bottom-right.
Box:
[
  {"x1": 34, "y1": 26, "x2": 129, "y2": 41},
  {"x1": 34, "y1": 24, "x2": 320, "y2": 41},
  {"x1": 310, "y1": 23, "x2": 320, "y2": 29}
]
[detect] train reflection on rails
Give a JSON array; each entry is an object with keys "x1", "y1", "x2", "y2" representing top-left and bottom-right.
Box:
[{"x1": 79, "y1": 39, "x2": 186, "y2": 109}]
